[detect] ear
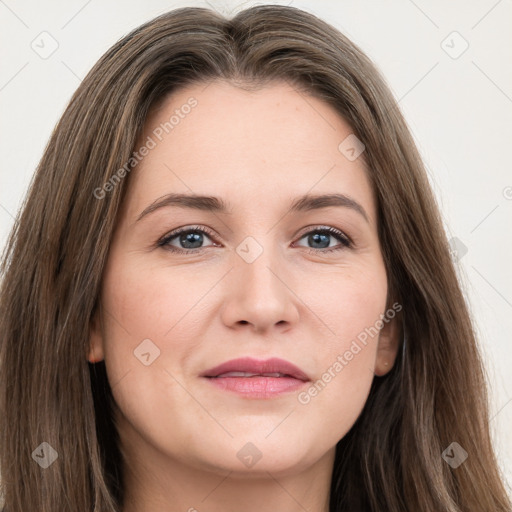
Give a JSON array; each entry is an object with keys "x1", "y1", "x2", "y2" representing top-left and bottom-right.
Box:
[
  {"x1": 88, "y1": 301, "x2": 105, "y2": 363},
  {"x1": 373, "y1": 310, "x2": 401, "y2": 377}
]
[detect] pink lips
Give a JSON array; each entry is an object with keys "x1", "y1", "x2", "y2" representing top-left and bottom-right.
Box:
[{"x1": 201, "y1": 357, "x2": 310, "y2": 399}]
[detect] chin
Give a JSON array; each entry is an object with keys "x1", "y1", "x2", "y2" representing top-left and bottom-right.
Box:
[{"x1": 190, "y1": 437, "x2": 318, "y2": 478}]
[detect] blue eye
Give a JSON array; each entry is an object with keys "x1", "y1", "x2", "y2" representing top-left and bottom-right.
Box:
[
  {"x1": 157, "y1": 225, "x2": 216, "y2": 252},
  {"x1": 295, "y1": 227, "x2": 352, "y2": 253},
  {"x1": 157, "y1": 225, "x2": 352, "y2": 254}
]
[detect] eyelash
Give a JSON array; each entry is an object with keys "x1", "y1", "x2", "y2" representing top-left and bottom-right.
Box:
[{"x1": 157, "y1": 225, "x2": 353, "y2": 255}]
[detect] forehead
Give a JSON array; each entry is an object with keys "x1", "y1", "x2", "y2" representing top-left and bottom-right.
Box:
[{"x1": 124, "y1": 79, "x2": 376, "y2": 223}]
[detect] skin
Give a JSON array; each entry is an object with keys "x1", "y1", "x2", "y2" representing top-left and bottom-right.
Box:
[{"x1": 89, "y1": 79, "x2": 399, "y2": 512}]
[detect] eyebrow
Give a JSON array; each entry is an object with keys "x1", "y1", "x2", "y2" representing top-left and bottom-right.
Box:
[{"x1": 136, "y1": 192, "x2": 370, "y2": 223}]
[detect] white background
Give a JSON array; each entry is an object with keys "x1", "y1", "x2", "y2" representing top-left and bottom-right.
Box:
[{"x1": 1, "y1": 0, "x2": 511, "y2": 495}]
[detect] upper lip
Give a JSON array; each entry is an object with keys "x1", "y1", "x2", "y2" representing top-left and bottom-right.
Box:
[{"x1": 201, "y1": 357, "x2": 310, "y2": 381}]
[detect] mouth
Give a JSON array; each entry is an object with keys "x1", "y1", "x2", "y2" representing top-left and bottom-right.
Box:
[
  {"x1": 201, "y1": 357, "x2": 310, "y2": 399},
  {"x1": 211, "y1": 371, "x2": 299, "y2": 378},
  {"x1": 201, "y1": 357, "x2": 310, "y2": 381}
]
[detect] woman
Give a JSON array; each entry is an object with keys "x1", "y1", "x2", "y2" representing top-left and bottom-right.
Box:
[{"x1": 0, "y1": 5, "x2": 510, "y2": 512}]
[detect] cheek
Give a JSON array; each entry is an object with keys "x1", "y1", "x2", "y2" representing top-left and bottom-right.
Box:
[
  {"x1": 98, "y1": 253, "x2": 214, "y2": 394},
  {"x1": 305, "y1": 259, "x2": 388, "y2": 349},
  {"x1": 296, "y1": 263, "x2": 387, "y2": 434},
  {"x1": 101, "y1": 255, "x2": 193, "y2": 343},
  {"x1": 98, "y1": 258, "x2": 202, "y2": 448},
  {"x1": 98, "y1": 256, "x2": 169, "y2": 387}
]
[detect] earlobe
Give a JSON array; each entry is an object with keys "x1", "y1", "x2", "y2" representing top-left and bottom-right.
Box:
[
  {"x1": 374, "y1": 313, "x2": 400, "y2": 377},
  {"x1": 88, "y1": 303, "x2": 105, "y2": 363}
]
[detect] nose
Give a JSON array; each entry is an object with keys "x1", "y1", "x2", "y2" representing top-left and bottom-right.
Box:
[{"x1": 220, "y1": 242, "x2": 300, "y2": 334}]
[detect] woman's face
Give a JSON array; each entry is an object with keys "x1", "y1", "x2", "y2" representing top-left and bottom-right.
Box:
[{"x1": 90, "y1": 79, "x2": 399, "y2": 479}]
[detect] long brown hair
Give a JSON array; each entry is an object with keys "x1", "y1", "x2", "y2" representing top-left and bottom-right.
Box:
[{"x1": 1, "y1": 5, "x2": 510, "y2": 511}]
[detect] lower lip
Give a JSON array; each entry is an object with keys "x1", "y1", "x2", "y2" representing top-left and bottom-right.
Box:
[{"x1": 204, "y1": 376, "x2": 308, "y2": 398}]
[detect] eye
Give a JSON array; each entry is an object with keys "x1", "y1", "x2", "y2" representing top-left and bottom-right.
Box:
[
  {"x1": 157, "y1": 225, "x2": 217, "y2": 253},
  {"x1": 294, "y1": 226, "x2": 352, "y2": 254},
  {"x1": 157, "y1": 225, "x2": 353, "y2": 254}
]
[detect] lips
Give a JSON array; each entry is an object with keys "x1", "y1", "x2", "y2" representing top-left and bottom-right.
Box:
[{"x1": 201, "y1": 357, "x2": 310, "y2": 382}]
